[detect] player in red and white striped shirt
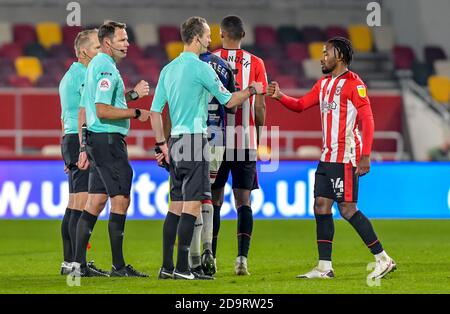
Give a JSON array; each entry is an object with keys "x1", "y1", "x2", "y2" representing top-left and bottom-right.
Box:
[
  {"x1": 267, "y1": 37, "x2": 396, "y2": 280},
  {"x1": 211, "y1": 15, "x2": 268, "y2": 276}
]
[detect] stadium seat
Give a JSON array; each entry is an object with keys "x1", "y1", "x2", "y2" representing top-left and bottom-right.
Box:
[
  {"x1": 286, "y1": 42, "x2": 309, "y2": 64},
  {"x1": 301, "y1": 26, "x2": 325, "y2": 44},
  {"x1": 279, "y1": 59, "x2": 303, "y2": 77},
  {"x1": 135, "y1": 23, "x2": 159, "y2": 47},
  {"x1": 412, "y1": 62, "x2": 434, "y2": 86},
  {"x1": 254, "y1": 25, "x2": 277, "y2": 48},
  {"x1": 15, "y1": 56, "x2": 43, "y2": 83},
  {"x1": 41, "y1": 58, "x2": 66, "y2": 77},
  {"x1": 209, "y1": 23, "x2": 222, "y2": 50},
  {"x1": 373, "y1": 26, "x2": 395, "y2": 52},
  {"x1": 165, "y1": 41, "x2": 184, "y2": 61},
  {"x1": 48, "y1": 44, "x2": 74, "y2": 58},
  {"x1": 158, "y1": 25, "x2": 181, "y2": 45},
  {"x1": 243, "y1": 23, "x2": 255, "y2": 46},
  {"x1": 348, "y1": 25, "x2": 373, "y2": 52},
  {"x1": 428, "y1": 75, "x2": 450, "y2": 103},
  {"x1": 13, "y1": 24, "x2": 37, "y2": 46},
  {"x1": 302, "y1": 59, "x2": 323, "y2": 80},
  {"x1": 273, "y1": 74, "x2": 299, "y2": 89},
  {"x1": 434, "y1": 60, "x2": 450, "y2": 78},
  {"x1": 0, "y1": 43, "x2": 23, "y2": 60},
  {"x1": 0, "y1": 22, "x2": 12, "y2": 46},
  {"x1": 263, "y1": 58, "x2": 281, "y2": 79},
  {"x1": 0, "y1": 58, "x2": 15, "y2": 78},
  {"x1": 8, "y1": 74, "x2": 33, "y2": 87},
  {"x1": 36, "y1": 22, "x2": 62, "y2": 49},
  {"x1": 393, "y1": 45, "x2": 415, "y2": 70},
  {"x1": 277, "y1": 26, "x2": 302, "y2": 44},
  {"x1": 36, "y1": 74, "x2": 58, "y2": 87},
  {"x1": 143, "y1": 44, "x2": 167, "y2": 61},
  {"x1": 24, "y1": 42, "x2": 48, "y2": 59},
  {"x1": 424, "y1": 46, "x2": 447, "y2": 66},
  {"x1": 308, "y1": 42, "x2": 324, "y2": 60},
  {"x1": 125, "y1": 43, "x2": 143, "y2": 59},
  {"x1": 62, "y1": 25, "x2": 82, "y2": 47},
  {"x1": 117, "y1": 59, "x2": 138, "y2": 76},
  {"x1": 325, "y1": 25, "x2": 349, "y2": 39}
]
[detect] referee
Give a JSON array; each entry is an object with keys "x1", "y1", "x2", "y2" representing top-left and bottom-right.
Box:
[
  {"x1": 59, "y1": 28, "x2": 100, "y2": 275},
  {"x1": 150, "y1": 16, "x2": 263, "y2": 280},
  {"x1": 72, "y1": 20, "x2": 150, "y2": 277}
]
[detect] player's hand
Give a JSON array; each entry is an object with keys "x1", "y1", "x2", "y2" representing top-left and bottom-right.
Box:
[
  {"x1": 155, "y1": 143, "x2": 170, "y2": 166},
  {"x1": 356, "y1": 155, "x2": 370, "y2": 176},
  {"x1": 249, "y1": 81, "x2": 264, "y2": 95},
  {"x1": 138, "y1": 109, "x2": 151, "y2": 122},
  {"x1": 134, "y1": 80, "x2": 150, "y2": 98},
  {"x1": 77, "y1": 151, "x2": 89, "y2": 170},
  {"x1": 63, "y1": 165, "x2": 69, "y2": 174},
  {"x1": 267, "y1": 81, "x2": 282, "y2": 100}
]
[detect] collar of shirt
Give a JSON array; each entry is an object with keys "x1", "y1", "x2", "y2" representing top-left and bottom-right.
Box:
[
  {"x1": 180, "y1": 51, "x2": 199, "y2": 59},
  {"x1": 98, "y1": 52, "x2": 115, "y2": 65},
  {"x1": 72, "y1": 61, "x2": 86, "y2": 70}
]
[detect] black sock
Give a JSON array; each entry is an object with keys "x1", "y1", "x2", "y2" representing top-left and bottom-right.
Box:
[
  {"x1": 162, "y1": 211, "x2": 180, "y2": 271},
  {"x1": 212, "y1": 205, "x2": 221, "y2": 258},
  {"x1": 176, "y1": 213, "x2": 197, "y2": 273},
  {"x1": 315, "y1": 214, "x2": 334, "y2": 261},
  {"x1": 68, "y1": 209, "x2": 82, "y2": 262},
  {"x1": 74, "y1": 211, "x2": 98, "y2": 267},
  {"x1": 237, "y1": 205, "x2": 253, "y2": 258},
  {"x1": 109, "y1": 212, "x2": 127, "y2": 269},
  {"x1": 61, "y1": 208, "x2": 72, "y2": 262},
  {"x1": 348, "y1": 210, "x2": 383, "y2": 255}
]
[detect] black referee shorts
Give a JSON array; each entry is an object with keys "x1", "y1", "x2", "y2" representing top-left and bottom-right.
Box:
[
  {"x1": 211, "y1": 149, "x2": 259, "y2": 191},
  {"x1": 169, "y1": 133, "x2": 211, "y2": 202},
  {"x1": 61, "y1": 134, "x2": 88, "y2": 193},
  {"x1": 86, "y1": 132, "x2": 133, "y2": 197}
]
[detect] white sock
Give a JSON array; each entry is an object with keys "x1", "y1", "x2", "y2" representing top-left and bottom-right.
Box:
[
  {"x1": 375, "y1": 250, "x2": 389, "y2": 262},
  {"x1": 318, "y1": 260, "x2": 332, "y2": 271},
  {"x1": 189, "y1": 214, "x2": 203, "y2": 268},
  {"x1": 201, "y1": 202, "x2": 213, "y2": 252}
]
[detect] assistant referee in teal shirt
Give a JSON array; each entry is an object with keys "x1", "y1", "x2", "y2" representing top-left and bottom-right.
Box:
[{"x1": 150, "y1": 16, "x2": 263, "y2": 280}]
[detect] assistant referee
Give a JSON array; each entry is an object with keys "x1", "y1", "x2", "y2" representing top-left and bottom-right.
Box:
[{"x1": 150, "y1": 16, "x2": 263, "y2": 280}]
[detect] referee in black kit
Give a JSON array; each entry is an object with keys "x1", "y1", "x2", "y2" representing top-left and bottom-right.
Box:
[{"x1": 150, "y1": 16, "x2": 263, "y2": 280}]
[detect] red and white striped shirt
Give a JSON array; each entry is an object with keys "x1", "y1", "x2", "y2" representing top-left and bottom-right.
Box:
[
  {"x1": 213, "y1": 48, "x2": 268, "y2": 150},
  {"x1": 280, "y1": 71, "x2": 375, "y2": 166}
]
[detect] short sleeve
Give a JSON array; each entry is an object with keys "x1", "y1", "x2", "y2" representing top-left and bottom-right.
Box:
[
  {"x1": 198, "y1": 63, "x2": 232, "y2": 105},
  {"x1": 94, "y1": 65, "x2": 118, "y2": 105},
  {"x1": 254, "y1": 57, "x2": 268, "y2": 92},
  {"x1": 150, "y1": 70, "x2": 167, "y2": 113}
]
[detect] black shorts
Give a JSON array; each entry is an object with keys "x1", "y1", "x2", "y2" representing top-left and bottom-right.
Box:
[
  {"x1": 169, "y1": 134, "x2": 211, "y2": 202},
  {"x1": 314, "y1": 161, "x2": 359, "y2": 203},
  {"x1": 211, "y1": 149, "x2": 259, "y2": 191},
  {"x1": 86, "y1": 132, "x2": 133, "y2": 197},
  {"x1": 61, "y1": 134, "x2": 88, "y2": 193}
]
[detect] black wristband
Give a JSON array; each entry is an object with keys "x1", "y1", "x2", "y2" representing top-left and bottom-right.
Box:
[
  {"x1": 134, "y1": 108, "x2": 141, "y2": 119},
  {"x1": 249, "y1": 86, "x2": 257, "y2": 96},
  {"x1": 81, "y1": 123, "x2": 87, "y2": 146},
  {"x1": 79, "y1": 146, "x2": 86, "y2": 153}
]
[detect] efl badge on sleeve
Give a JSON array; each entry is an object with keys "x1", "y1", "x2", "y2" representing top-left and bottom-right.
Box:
[{"x1": 357, "y1": 85, "x2": 367, "y2": 98}]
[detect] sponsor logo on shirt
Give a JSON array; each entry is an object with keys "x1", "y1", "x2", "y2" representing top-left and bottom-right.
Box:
[{"x1": 98, "y1": 78, "x2": 111, "y2": 91}]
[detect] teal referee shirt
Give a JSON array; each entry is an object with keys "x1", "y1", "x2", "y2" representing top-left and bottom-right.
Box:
[
  {"x1": 59, "y1": 62, "x2": 86, "y2": 134},
  {"x1": 82, "y1": 52, "x2": 129, "y2": 136},
  {"x1": 151, "y1": 51, "x2": 232, "y2": 136}
]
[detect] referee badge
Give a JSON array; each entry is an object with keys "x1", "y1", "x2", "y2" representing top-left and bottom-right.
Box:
[
  {"x1": 98, "y1": 78, "x2": 111, "y2": 91},
  {"x1": 357, "y1": 85, "x2": 367, "y2": 98}
]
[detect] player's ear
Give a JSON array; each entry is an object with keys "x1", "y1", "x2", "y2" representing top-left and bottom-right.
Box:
[{"x1": 241, "y1": 31, "x2": 245, "y2": 39}]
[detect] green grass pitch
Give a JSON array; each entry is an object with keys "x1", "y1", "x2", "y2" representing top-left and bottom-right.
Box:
[{"x1": 1, "y1": 219, "x2": 450, "y2": 294}]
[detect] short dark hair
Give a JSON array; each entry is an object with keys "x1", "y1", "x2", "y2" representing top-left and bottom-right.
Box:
[
  {"x1": 98, "y1": 20, "x2": 126, "y2": 44},
  {"x1": 220, "y1": 15, "x2": 245, "y2": 40},
  {"x1": 180, "y1": 16, "x2": 207, "y2": 44},
  {"x1": 327, "y1": 37, "x2": 353, "y2": 65}
]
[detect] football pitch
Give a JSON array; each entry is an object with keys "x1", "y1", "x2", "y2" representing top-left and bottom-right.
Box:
[{"x1": 1, "y1": 219, "x2": 450, "y2": 294}]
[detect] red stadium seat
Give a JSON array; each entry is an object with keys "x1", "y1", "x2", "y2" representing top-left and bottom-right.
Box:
[
  {"x1": 62, "y1": 25, "x2": 82, "y2": 47},
  {"x1": 393, "y1": 45, "x2": 416, "y2": 70},
  {"x1": 273, "y1": 74, "x2": 299, "y2": 89},
  {"x1": 13, "y1": 24, "x2": 37, "y2": 46},
  {"x1": 301, "y1": 26, "x2": 326, "y2": 43},
  {"x1": 254, "y1": 25, "x2": 278, "y2": 48},
  {"x1": 286, "y1": 42, "x2": 309, "y2": 64},
  {"x1": 0, "y1": 43, "x2": 23, "y2": 60},
  {"x1": 325, "y1": 26, "x2": 349, "y2": 39},
  {"x1": 125, "y1": 43, "x2": 143, "y2": 59},
  {"x1": 8, "y1": 75, "x2": 33, "y2": 87},
  {"x1": 158, "y1": 25, "x2": 181, "y2": 45}
]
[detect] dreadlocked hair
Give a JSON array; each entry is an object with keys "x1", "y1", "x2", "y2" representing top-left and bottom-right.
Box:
[{"x1": 327, "y1": 37, "x2": 353, "y2": 66}]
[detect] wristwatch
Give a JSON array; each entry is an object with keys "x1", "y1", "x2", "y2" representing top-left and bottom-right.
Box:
[
  {"x1": 134, "y1": 108, "x2": 141, "y2": 119},
  {"x1": 128, "y1": 90, "x2": 139, "y2": 101},
  {"x1": 79, "y1": 146, "x2": 86, "y2": 153},
  {"x1": 155, "y1": 140, "x2": 166, "y2": 146},
  {"x1": 248, "y1": 86, "x2": 257, "y2": 96}
]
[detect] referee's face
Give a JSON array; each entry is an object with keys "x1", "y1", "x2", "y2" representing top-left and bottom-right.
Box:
[
  {"x1": 198, "y1": 23, "x2": 211, "y2": 54},
  {"x1": 111, "y1": 28, "x2": 129, "y2": 60}
]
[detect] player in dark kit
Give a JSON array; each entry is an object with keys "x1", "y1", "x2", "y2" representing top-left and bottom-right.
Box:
[{"x1": 267, "y1": 37, "x2": 396, "y2": 280}]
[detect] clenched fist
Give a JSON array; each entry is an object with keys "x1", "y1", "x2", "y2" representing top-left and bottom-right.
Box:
[
  {"x1": 266, "y1": 81, "x2": 282, "y2": 100},
  {"x1": 134, "y1": 80, "x2": 150, "y2": 98}
]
